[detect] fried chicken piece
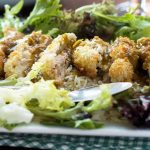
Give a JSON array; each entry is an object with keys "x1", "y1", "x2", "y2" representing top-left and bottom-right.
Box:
[
  {"x1": 39, "y1": 52, "x2": 70, "y2": 82},
  {"x1": 137, "y1": 37, "x2": 150, "y2": 76},
  {"x1": 2, "y1": 27, "x2": 24, "y2": 49},
  {"x1": 0, "y1": 28, "x2": 24, "y2": 76},
  {"x1": 109, "y1": 58, "x2": 134, "y2": 82},
  {"x1": 110, "y1": 37, "x2": 139, "y2": 68},
  {"x1": 108, "y1": 37, "x2": 139, "y2": 82},
  {"x1": 72, "y1": 36, "x2": 110, "y2": 78},
  {"x1": 28, "y1": 33, "x2": 77, "y2": 83},
  {"x1": 4, "y1": 31, "x2": 51, "y2": 78}
]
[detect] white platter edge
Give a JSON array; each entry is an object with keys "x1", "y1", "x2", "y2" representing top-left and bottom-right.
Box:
[{"x1": 0, "y1": 123, "x2": 150, "y2": 137}]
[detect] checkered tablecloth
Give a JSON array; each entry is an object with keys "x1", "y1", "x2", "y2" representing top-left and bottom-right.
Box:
[{"x1": 0, "y1": 133, "x2": 150, "y2": 150}]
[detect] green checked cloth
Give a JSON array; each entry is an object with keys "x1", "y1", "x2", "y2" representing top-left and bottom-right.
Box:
[{"x1": 0, "y1": 134, "x2": 150, "y2": 150}]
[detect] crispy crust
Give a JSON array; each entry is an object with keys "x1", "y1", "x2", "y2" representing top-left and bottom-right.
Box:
[
  {"x1": 0, "y1": 28, "x2": 24, "y2": 76},
  {"x1": 73, "y1": 36, "x2": 110, "y2": 78},
  {"x1": 137, "y1": 37, "x2": 150, "y2": 75},
  {"x1": 4, "y1": 31, "x2": 51, "y2": 77},
  {"x1": 109, "y1": 58, "x2": 134, "y2": 82},
  {"x1": 31, "y1": 33, "x2": 77, "y2": 84},
  {"x1": 110, "y1": 37, "x2": 139, "y2": 68}
]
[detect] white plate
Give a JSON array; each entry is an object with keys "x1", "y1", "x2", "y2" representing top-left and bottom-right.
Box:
[{"x1": 0, "y1": 123, "x2": 149, "y2": 137}]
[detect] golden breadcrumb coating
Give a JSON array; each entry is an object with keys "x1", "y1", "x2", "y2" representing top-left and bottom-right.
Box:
[
  {"x1": 109, "y1": 58, "x2": 134, "y2": 82},
  {"x1": 4, "y1": 31, "x2": 51, "y2": 78},
  {"x1": 29, "y1": 33, "x2": 77, "y2": 83},
  {"x1": 137, "y1": 37, "x2": 150, "y2": 76},
  {"x1": 0, "y1": 28, "x2": 24, "y2": 76},
  {"x1": 110, "y1": 37, "x2": 139, "y2": 68},
  {"x1": 73, "y1": 36, "x2": 110, "y2": 78}
]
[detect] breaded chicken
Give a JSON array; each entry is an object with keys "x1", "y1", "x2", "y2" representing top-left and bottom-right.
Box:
[
  {"x1": 110, "y1": 37, "x2": 139, "y2": 68},
  {"x1": 108, "y1": 37, "x2": 139, "y2": 82},
  {"x1": 137, "y1": 37, "x2": 150, "y2": 76},
  {"x1": 28, "y1": 33, "x2": 77, "y2": 84},
  {"x1": 4, "y1": 31, "x2": 51, "y2": 78},
  {"x1": 2, "y1": 27, "x2": 24, "y2": 49},
  {"x1": 109, "y1": 58, "x2": 134, "y2": 82},
  {"x1": 72, "y1": 36, "x2": 110, "y2": 78},
  {"x1": 0, "y1": 28, "x2": 24, "y2": 75}
]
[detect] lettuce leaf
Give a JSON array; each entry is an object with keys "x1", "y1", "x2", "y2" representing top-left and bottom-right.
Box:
[
  {"x1": 25, "y1": 84, "x2": 112, "y2": 129},
  {"x1": 21, "y1": 0, "x2": 116, "y2": 38},
  {"x1": 1, "y1": 0, "x2": 149, "y2": 40},
  {"x1": 76, "y1": 0, "x2": 116, "y2": 15},
  {"x1": 0, "y1": 0, "x2": 24, "y2": 37},
  {"x1": 0, "y1": 80, "x2": 74, "y2": 111},
  {"x1": 1, "y1": 1, "x2": 23, "y2": 32},
  {"x1": 0, "y1": 0, "x2": 62, "y2": 37},
  {"x1": 0, "y1": 75, "x2": 17, "y2": 86},
  {"x1": 0, "y1": 79, "x2": 112, "y2": 129},
  {"x1": 26, "y1": 100, "x2": 83, "y2": 119},
  {"x1": 10, "y1": 0, "x2": 24, "y2": 15},
  {"x1": 93, "y1": 12, "x2": 150, "y2": 40},
  {"x1": 0, "y1": 20, "x2": 3, "y2": 38},
  {"x1": 75, "y1": 119, "x2": 103, "y2": 129},
  {"x1": 26, "y1": 100, "x2": 103, "y2": 129},
  {"x1": 83, "y1": 85, "x2": 112, "y2": 113},
  {"x1": 25, "y1": 80, "x2": 74, "y2": 111},
  {"x1": 0, "y1": 119, "x2": 17, "y2": 130},
  {"x1": 22, "y1": 0, "x2": 62, "y2": 31},
  {"x1": 38, "y1": 118, "x2": 102, "y2": 129}
]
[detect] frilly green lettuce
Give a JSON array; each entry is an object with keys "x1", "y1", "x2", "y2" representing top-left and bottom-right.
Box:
[
  {"x1": 0, "y1": 79, "x2": 113, "y2": 129},
  {"x1": 26, "y1": 100, "x2": 103, "y2": 129},
  {"x1": 94, "y1": 12, "x2": 150, "y2": 40},
  {"x1": 0, "y1": 80, "x2": 74, "y2": 111},
  {"x1": 26, "y1": 84, "x2": 112, "y2": 129},
  {"x1": 1, "y1": 0, "x2": 23, "y2": 34},
  {"x1": 83, "y1": 85, "x2": 112, "y2": 112},
  {"x1": 22, "y1": 0, "x2": 62, "y2": 31},
  {"x1": 0, "y1": 75, "x2": 17, "y2": 86},
  {"x1": 75, "y1": 119, "x2": 103, "y2": 129},
  {"x1": 24, "y1": 80, "x2": 75, "y2": 111}
]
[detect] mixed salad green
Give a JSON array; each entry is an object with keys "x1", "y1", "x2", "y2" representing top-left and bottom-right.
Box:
[
  {"x1": 0, "y1": 0, "x2": 150, "y2": 40},
  {"x1": 0, "y1": 80, "x2": 112, "y2": 130}
]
